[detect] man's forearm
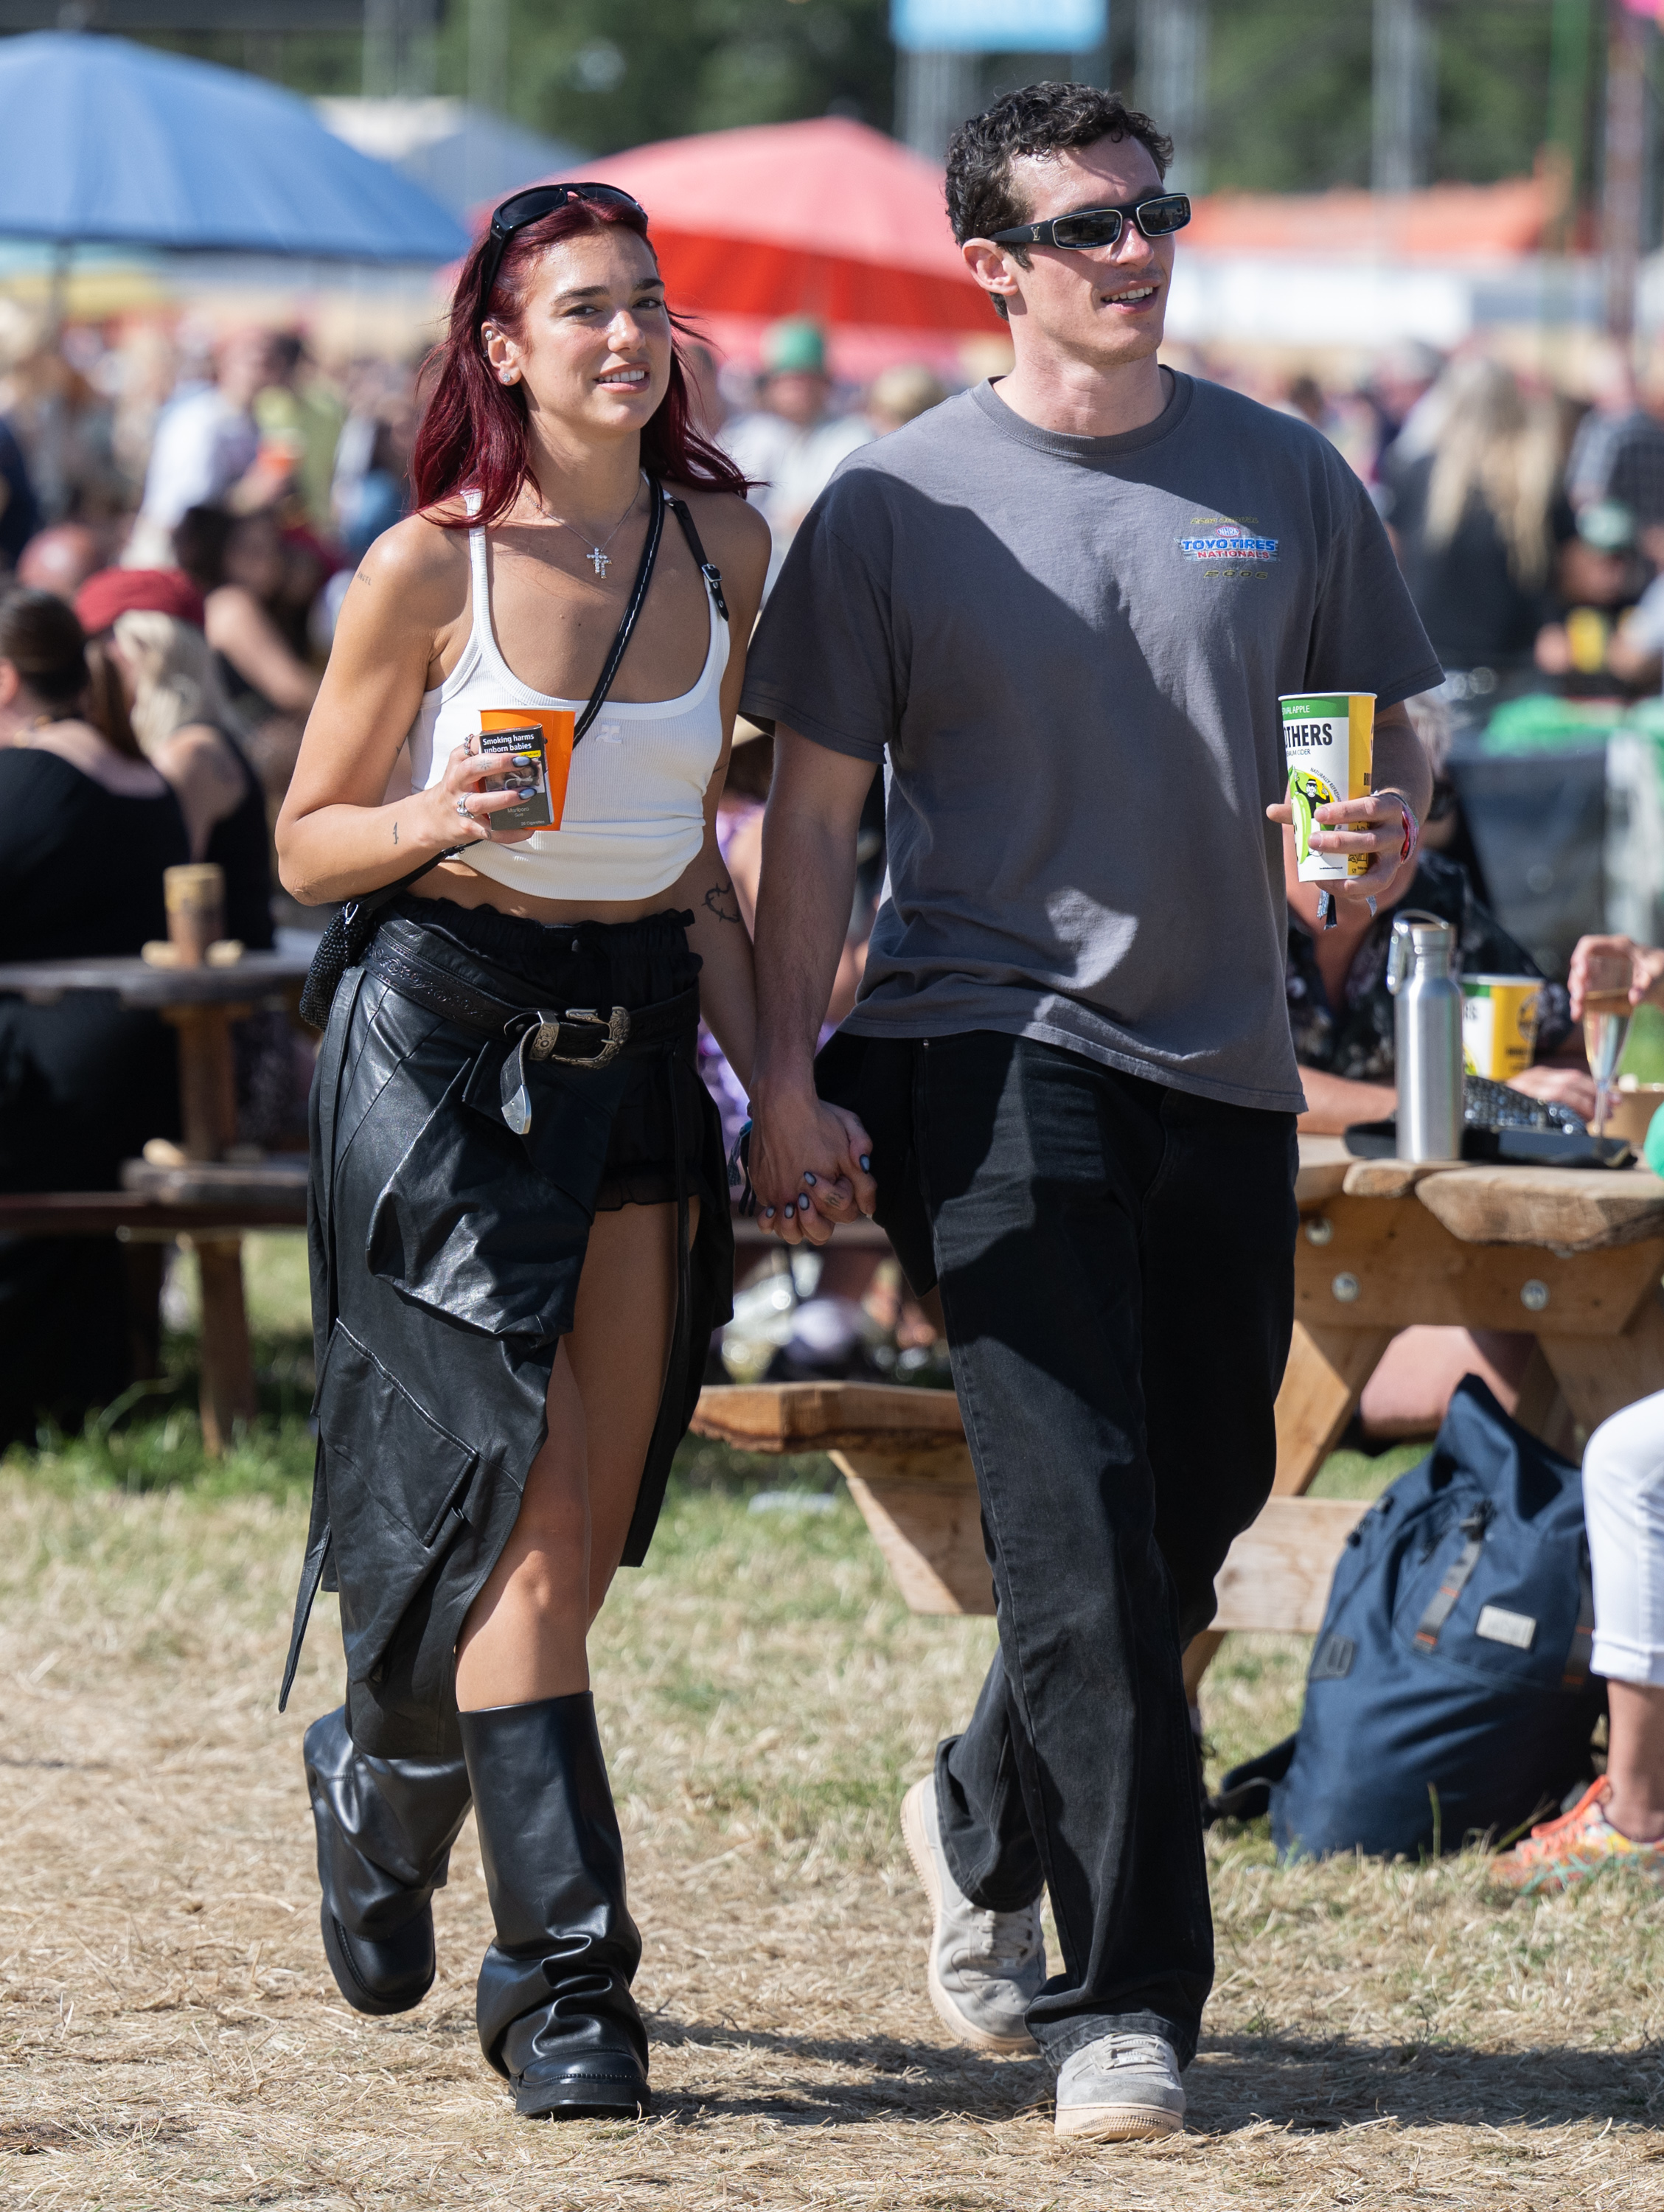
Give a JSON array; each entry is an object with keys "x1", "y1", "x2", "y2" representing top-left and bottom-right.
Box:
[
  {"x1": 1371, "y1": 703, "x2": 1432, "y2": 823},
  {"x1": 1298, "y1": 1067, "x2": 1396, "y2": 1135},
  {"x1": 753, "y1": 807, "x2": 857, "y2": 1104}
]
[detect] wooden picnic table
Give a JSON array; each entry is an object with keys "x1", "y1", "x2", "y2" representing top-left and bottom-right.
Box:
[
  {"x1": 0, "y1": 950, "x2": 313, "y2": 1451},
  {"x1": 693, "y1": 1137, "x2": 1664, "y2": 1700}
]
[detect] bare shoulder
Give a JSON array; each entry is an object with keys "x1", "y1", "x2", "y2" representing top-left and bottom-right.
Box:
[
  {"x1": 669, "y1": 481, "x2": 767, "y2": 566},
  {"x1": 341, "y1": 509, "x2": 470, "y2": 633},
  {"x1": 667, "y1": 481, "x2": 769, "y2": 605}
]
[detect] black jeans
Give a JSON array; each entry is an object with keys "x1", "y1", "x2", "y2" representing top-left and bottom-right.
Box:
[{"x1": 901, "y1": 1032, "x2": 1297, "y2": 2068}]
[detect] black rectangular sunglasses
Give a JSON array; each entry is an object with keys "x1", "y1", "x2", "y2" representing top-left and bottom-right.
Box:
[
  {"x1": 990, "y1": 192, "x2": 1191, "y2": 253},
  {"x1": 477, "y1": 182, "x2": 647, "y2": 320}
]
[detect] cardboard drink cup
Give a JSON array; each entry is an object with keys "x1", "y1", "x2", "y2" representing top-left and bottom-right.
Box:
[
  {"x1": 1461, "y1": 975, "x2": 1540, "y2": 1079},
  {"x1": 1280, "y1": 692, "x2": 1376, "y2": 882},
  {"x1": 477, "y1": 707, "x2": 574, "y2": 832}
]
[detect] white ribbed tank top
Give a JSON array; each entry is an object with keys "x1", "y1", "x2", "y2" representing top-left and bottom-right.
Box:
[{"x1": 405, "y1": 489, "x2": 728, "y2": 902}]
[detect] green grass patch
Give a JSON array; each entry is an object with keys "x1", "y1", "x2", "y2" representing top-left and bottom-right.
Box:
[{"x1": 1308, "y1": 1438, "x2": 1430, "y2": 1500}]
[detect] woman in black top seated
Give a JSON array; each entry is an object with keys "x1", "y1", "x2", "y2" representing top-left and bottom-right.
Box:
[
  {"x1": 1284, "y1": 831, "x2": 1592, "y2": 1439},
  {"x1": 0, "y1": 588, "x2": 189, "y2": 1445},
  {"x1": 1286, "y1": 841, "x2": 1589, "y2": 1130}
]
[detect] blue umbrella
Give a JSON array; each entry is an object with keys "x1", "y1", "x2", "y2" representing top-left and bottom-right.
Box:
[{"x1": 0, "y1": 32, "x2": 468, "y2": 262}]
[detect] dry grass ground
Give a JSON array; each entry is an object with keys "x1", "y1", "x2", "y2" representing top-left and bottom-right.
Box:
[{"x1": 1, "y1": 1242, "x2": 1663, "y2": 2208}]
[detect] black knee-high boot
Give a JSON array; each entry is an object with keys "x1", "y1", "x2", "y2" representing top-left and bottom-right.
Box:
[
  {"x1": 304, "y1": 1706, "x2": 473, "y2": 2016},
  {"x1": 459, "y1": 1693, "x2": 650, "y2": 2119}
]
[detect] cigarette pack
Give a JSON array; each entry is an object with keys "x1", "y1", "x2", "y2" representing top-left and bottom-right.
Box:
[{"x1": 476, "y1": 722, "x2": 555, "y2": 832}]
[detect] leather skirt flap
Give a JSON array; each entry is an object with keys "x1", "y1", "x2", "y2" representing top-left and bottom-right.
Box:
[
  {"x1": 317, "y1": 1321, "x2": 481, "y2": 1684},
  {"x1": 363, "y1": 1056, "x2": 606, "y2": 1341}
]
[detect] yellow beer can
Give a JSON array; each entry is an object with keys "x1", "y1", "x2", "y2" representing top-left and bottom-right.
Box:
[
  {"x1": 1279, "y1": 692, "x2": 1376, "y2": 881},
  {"x1": 1461, "y1": 975, "x2": 1540, "y2": 1080}
]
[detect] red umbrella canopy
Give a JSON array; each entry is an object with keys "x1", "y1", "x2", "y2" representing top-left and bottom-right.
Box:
[{"x1": 574, "y1": 116, "x2": 991, "y2": 335}]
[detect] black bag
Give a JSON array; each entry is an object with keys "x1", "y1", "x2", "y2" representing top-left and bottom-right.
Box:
[
  {"x1": 299, "y1": 483, "x2": 727, "y2": 1030},
  {"x1": 1213, "y1": 1377, "x2": 1604, "y2": 1860}
]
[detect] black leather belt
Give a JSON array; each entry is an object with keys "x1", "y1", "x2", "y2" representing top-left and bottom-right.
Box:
[{"x1": 363, "y1": 933, "x2": 699, "y2": 1134}]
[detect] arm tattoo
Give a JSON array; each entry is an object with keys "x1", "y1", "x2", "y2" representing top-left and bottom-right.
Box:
[
  {"x1": 392, "y1": 819, "x2": 400, "y2": 845},
  {"x1": 703, "y1": 874, "x2": 742, "y2": 925}
]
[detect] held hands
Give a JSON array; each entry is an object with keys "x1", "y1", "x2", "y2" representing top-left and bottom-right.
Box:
[
  {"x1": 1264, "y1": 788, "x2": 1417, "y2": 905},
  {"x1": 424, "y1": 732, "x2": 541, "y2": 849},
  {"x1": 750, "y1": 1088, "x2": 879, "y2": 1248},
  {"x1": 1567, "y1": 933, "x2": 1664, "y2": 1020}
]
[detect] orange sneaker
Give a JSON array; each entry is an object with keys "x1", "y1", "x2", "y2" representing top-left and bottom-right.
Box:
[{"x1": 1492, "y1": 1779, "x2": 1664, "y2": 1893}]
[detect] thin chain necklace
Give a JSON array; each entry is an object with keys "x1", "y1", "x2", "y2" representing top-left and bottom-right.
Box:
[{"x1": 531, "y1": 469, "x2": 645, "y2": 577}]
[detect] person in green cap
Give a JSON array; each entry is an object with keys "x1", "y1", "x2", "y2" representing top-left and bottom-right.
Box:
[{"x1": 723, "y1": 317, "x2": 872, "y2": 588}]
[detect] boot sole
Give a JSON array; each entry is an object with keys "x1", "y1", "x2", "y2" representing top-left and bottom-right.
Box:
[
  {"x1": 516, "y1": 2075, "x2": 651, "y2": 2121},
  {"x1": 900, "y1": 1778, "x2": 1037, "y2": 2057},
  {"x1": 319, "y1": 1906, "x2": 434, "y2": 2018},
  {"x1": 1055, "y1": 2103, "x2": 1184, "y2": 2143}
]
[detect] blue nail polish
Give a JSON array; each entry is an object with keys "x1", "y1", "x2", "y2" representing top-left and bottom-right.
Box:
[
  {"x1": 784, "y1": 1200, "x2": 796, "y2": 1217},
  {"x1": 518, "y1": 786, "x2": 537, "y2": 799},
  {"x1": 764, "y1": 1206, "x2": 775, "y2": 1219},
  {"x1": 859, "y1": 1155, "x2": 871, "y2": 1172},
  {"x1": 803, "y1": 1172, "x2": 817, "y2": 1186}
]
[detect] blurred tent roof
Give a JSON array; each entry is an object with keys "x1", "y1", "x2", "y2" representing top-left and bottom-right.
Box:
[
  {"x1": 570, "y1": 116, "x2": 989, "y2": 334},
  {"x1": 1186, "y1": 175, "x2": 1559, "y2": 262},
  {"x1": 316, "y1": 97, "x2": 583, "y2": 223},
  {"x1": 0, "y1": 31, "x2": 467, "y2": 260}
]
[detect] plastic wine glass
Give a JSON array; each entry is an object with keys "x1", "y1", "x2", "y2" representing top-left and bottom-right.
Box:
[{"x1": 1582, "y1": 949, "x2": 1634, "y2": 1138}]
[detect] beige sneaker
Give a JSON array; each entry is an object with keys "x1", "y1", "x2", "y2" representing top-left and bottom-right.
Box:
[
  {"x1": 900, "y1": 1774, "x2": 1044, "y2": 2056},
  {"x1": 1054, "y1": 2031, "x2": 1186, "y2": 2141}
]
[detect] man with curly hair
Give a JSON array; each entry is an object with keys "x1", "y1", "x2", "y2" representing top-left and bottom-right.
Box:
[{"x1": 742, "y1": 82, "x2": 1441, "y2": 2140}]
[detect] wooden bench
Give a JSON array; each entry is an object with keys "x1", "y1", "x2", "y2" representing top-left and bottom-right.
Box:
[
  {"x1": 0, "y1": 1158, "x2": 307, "y2": 1452},
  {"x1": 690, "y1": 1380, "x2": 1368, "y2": 1674},
  {"x1": 694, "y1": 1141, "x2": 1664, "y2": 1702},
  {"x1": 0, "y1": 947, "x2": 313, "y2": 1454}
]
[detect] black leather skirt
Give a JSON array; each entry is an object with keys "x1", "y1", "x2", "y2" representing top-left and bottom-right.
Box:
[{"x1": 281, "y1": 897, "x2": 733, "y2": 1758}]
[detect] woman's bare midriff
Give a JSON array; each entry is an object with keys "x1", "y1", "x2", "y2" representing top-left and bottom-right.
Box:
[{"x1": 410, "y1": 855, "x2": 683, "y2": 928}]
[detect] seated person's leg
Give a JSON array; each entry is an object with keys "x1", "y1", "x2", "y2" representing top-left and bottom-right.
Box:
[{"x1": 1357, "y1": 1326, "x2": 1536, "y2": 1441}]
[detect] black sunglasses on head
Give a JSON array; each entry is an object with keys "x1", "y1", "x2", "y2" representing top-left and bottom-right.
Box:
[
  {"x1": 989, "y1": 192, "x2": 1191, "y2": 253},
  {"x1": 476, "y1": 182, "x2": 648, "y2": 325}
]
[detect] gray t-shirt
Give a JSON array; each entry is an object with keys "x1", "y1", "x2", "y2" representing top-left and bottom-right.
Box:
[{"x1": 740, "y1": 374, "x2": 1443, "y2": 1112}]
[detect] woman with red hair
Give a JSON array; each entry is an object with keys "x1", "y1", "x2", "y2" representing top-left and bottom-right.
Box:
[{"x1": 274, "y1": 186, "x2": 826, "y2": 2123}]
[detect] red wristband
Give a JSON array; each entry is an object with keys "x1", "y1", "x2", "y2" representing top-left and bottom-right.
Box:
[{"x1": 1377, "y1": 790, "x2": 1418, "y2": 861}]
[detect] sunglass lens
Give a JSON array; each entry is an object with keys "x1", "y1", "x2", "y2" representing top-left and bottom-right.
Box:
[
  {"x1": 1138, "y1": 195, "x2": 1191, "y2": 237},
  {"x1": 1050, "y1": 209, "x2": 1124, "y2": 250}
]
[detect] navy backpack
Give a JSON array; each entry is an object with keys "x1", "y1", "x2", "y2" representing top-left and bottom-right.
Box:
[{"x1": 1216, "y1": 1377, "x2": 1604, "y2": 1860}]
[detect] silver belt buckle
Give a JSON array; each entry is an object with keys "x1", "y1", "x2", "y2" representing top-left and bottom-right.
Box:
[{"x1": 534, "y1": 1005, "x2": 631, "y2": 1071}]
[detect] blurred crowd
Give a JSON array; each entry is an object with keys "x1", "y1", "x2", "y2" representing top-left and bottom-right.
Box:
[
  {"x1": 9, "y1": 301, "x2": 1664, "y2": 1422},
  {"x1": 1172, "y1": 334, "x2": 1664, "y2": 720}
]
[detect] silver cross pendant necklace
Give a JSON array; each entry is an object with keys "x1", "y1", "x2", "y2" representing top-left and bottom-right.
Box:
[{"x1": 535, "y1": 469, "x2": 646, "y2": 577}]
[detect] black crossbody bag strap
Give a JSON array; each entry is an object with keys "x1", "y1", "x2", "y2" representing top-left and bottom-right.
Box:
[{"x1": 666, "y1": 492, "x2": 731, "y2": 622}]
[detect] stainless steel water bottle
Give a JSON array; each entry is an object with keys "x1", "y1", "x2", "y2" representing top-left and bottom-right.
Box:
[{"x1": 1387, "y1": 911, "x2": 1463, "y2": 1161}]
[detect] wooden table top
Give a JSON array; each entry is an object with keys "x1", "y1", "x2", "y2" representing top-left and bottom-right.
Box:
[
  {"x1": 1295, "y1": 1135, "x2": 1664, "y2": 1255},
  {"x1": 119, "y1": 1155, "x2": 308, "y2": 1211},
  {"x1": 0, "y1": 950, "x2": 311, "y2": 1008},
  {"x1": 693, "y1": 1380, "x2": 962, "y2": 1453}
]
